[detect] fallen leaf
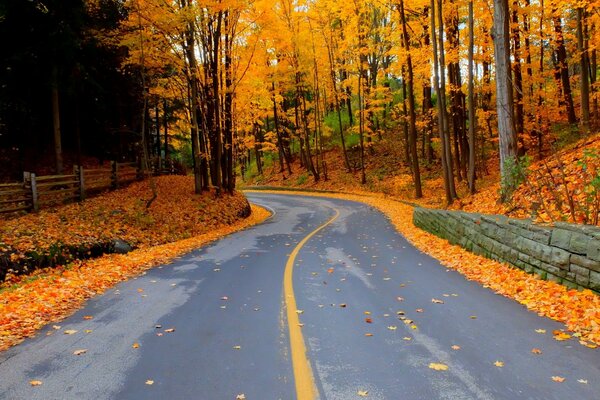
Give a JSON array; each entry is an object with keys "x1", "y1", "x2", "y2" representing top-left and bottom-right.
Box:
[
  {"x1": 383, "y1": 277, "x2": 391, "y2": 281},
  {"x1": 365, "y1": 318, "x2": 373, "y2": 323},
  {"x1": 221, "y1": 296, "x2": 229, "y2": 301},
  {"x1": 132, "y1": 343, "x2": 140, "y2": 349},
  {"x1": 84, "y1": 329, "x2": 93, "y2": 334},
  {"x1": 29, "y1": 380, "x2": 43, "y2": 386},
  {"x1": 429, "y1": 363, "x2": 448, "y2": 371},
  {"x1": 83, "y1": 315, "x2": 93, "y2": 320},
  {"x1": 364, "y1": 311, "x2": 371, "y2": 315},
  {"x1": 64, "y1": 329, "x2": 77, "y2": 335},
  {"x1": 451, "y1": 345, "x2": 461, "y2": 350},
  {"x1": 357, "y1": 390, "x2": 368, "y2": 397},
  {"x1": 233, "y1": 345, "x2": 242, "y2": 350},
  {"x1": 137, "y1": 288, "x2": 144, "y2": 293},
  {"x1": 387, "y1": 326, "x2": 397, "y2": 330},
  {"x1": 535, "y1": 329, "x2": 546, "y2": 334},
  {"x1": 365, "y1": 333, "x2": 373, "y2": 337},
  {"x1": 73, "y1": 349, "x2": 87, "y2": 355},
  {"x1": 531, "y1": 348, "x2": 542, "y2": 354},
  {"x1": 296, "y1": 310, "x2": 304, "y2": 314},
  {"x1": 431, "y1": 299, "x2": 444, "y2": 304},
  {"x1": 579, "y1": 340, "x2": 597, "y2": 349},
  {"x1": 553, "y1": 332, "x2": 571, "y2": 341},
  {"x1": 339, "y1": 303, "x2": 347, "y2": 308},
  {"x1": 145, "y1": 380, "x2": 154, "y2": 385},
  {"x1": 469, "y1": 316, "x2": 477, "y2": 319},
  {"x1": 236, "y1": 395, "x2": 246, "y2": 400},
  {"x1": 403, "y1": 337, "x2": 412, "y2": 341},
  {"x1": 416, "y1": 308, "x2": 424, "y2": 313},
  {"x1": 396, "y1": 297, "x2": 404, "y2": 302},
  {"x1": 164, "y1": 328, "x2": 175, "y2": 333},
  {"x1": 52, "y1": 325, "x2": 61, "y2": 330},
  {"x1": 551, "y1": 376, "x2": 565, "y2": 382},
  {"x1": 494, "y1": 361, "x2": 504, "y2": 367},
  {"x1": 577, "y1": 379, "x2": 588, "y2": 384},
  {"x1": 327, "y1": 267, "x2": 334, "y2": 274}
]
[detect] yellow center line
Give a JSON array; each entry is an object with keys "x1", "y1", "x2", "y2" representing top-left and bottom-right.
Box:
[{"x1": 285, "y1": 208, "x2": 340, "y2": 400}]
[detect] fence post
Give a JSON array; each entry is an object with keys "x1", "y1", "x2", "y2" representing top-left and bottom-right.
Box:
[
  {"x1": 75, "y1": 165, "x2": 85, "y2": 201},
  {"x1": 111, "y1": 161, "x2": 118, "y2": 189},
  {"x1": 24, "y1": 172, "x2": 39, "y2": 212}
]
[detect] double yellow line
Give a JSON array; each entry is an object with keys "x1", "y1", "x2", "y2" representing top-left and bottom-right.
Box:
[{"x1": 284, "y1": 208, "x2": 340, "y2": 400}]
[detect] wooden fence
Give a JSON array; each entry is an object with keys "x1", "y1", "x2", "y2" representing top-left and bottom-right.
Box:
[{"x1": 0, "y1": 161, "x2": 142, "y2": 216}]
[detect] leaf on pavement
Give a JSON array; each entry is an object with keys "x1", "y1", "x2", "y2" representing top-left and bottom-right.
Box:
[
  {"x1": 164, "y1": 328, "x2": 175, "y2": 333},
  {"x1": 357, "y1": 390, "x2": 368, "y2": 397},
  {"x1": 233, "y1": 345, "x2": 241, "y2": 350},
  {"x1": 145, "y1": 380, "x2": 154, "y2": 385},
  {"x1": 387, "y1": 326, "x2": 397, "y2": 330},
  {"x1": 132, "y1": 343, "x2": 140, "y2": 349},
  {"x1": 494, "y1": 361, "x2": 504, "y2": 367},
  {"x1": 451, "y1": 345, "x2": 461, "y2": 350},
  {"x1": 553, "y1": 331, "x2": 571, "y2": 341},
  {"x1": 577, "y1": 379, "x2": 588, "y2": 384},
  {"x1": 429, "y1": 363, "x2": 448, "y2": 371},
  {"x1": 30, "y1": 380, "x2": 43, "y2": 386},
  {"x1": 365, "y1": 318, "x2": 373, "y2": 324},
  {"x1": 64, "y1": 329, "x2": 77, "y2": 335},
  {"x1": 83, "y1": 315, "x2": 93, "y2": 320},
  {"x1": 236, "y1": 395, "x2": 246, "y2": 400},
  {"x1": 535, "y1": 329, "x2": 546, "y2": 334},
  {"x1": 551, "y1": 376, "x2": 565, "y2": 382},
  {"x1": 73, "y1": 349, "x2": 87, "y2": 355},
  {"x1": 431, "y1": 299, "x2": 444, "y2": 304},
  {"x1": 531, "y1": 348, "x2": 542, "y2": 354}
]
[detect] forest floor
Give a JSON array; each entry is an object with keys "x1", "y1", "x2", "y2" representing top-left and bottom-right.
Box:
[
  {"x1": 245, "y1": 132, "x2": 600, "y2": 225},
  {"x1": 0, "y1": 176, "x2": 271, "y2": 350}
]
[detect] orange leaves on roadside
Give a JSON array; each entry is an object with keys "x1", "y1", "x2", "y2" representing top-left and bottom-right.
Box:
[
  {"x1": 260, "y1": 190, "x2": 600, "y2": 346},
  {"x1": 0, "y1": 189, "x2": 271, "y2": 351}
]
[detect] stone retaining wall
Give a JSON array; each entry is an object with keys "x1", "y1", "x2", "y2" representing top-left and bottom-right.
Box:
[{"x1": 413, "y1": 208, "x2": 600, "y2": 293}]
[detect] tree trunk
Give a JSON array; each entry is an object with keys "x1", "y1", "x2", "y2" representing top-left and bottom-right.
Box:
[
  {"x1": 51, "y1": 64, "x2": 63, "y2": 175},
  {"x1": 437, "y1": 0, "x2": 457, "y2": 199},
  {"x1": 552, "y1": 14, "x2": 577, "y2": 124},
  {"x1": 467, "y1": 0, "x2": 476, "y2": 194},
  {"x1": 577, "y1": 8, "x2": 590, "y2": 131},
  {"x1": 399, "y1": 0, "x2": 422, "y2": 198},
  {"x1": 493, "y1": 0, "x2": 518, "y2": 200},
  {"x1": 431, "y1": 0, "x2": 453, "y2": 204}
]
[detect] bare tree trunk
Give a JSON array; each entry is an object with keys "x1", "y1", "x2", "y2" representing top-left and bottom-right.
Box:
[
  {"x1": 494, "y1": 0, "x2": 518, "y2": 200},
  {"x1": 51, "y1": 64, "x2": 63, "y2": 175},
  {"x1": 467, "y1": 0, "x2": 476, "y2": 194},
  {"x1": 431, "y1": 0, "x2": 453, "y2": 204},
  {"x1": 437, "y1": 0, "x2": 457, "y2": 199},
  {"x1": 577, "y1": 8, "x2": 590, "y2": 132},
  {"x1": 399, "y1": 0, "x2": 422, "y2": 198},
  {"x1": 552, "y1": 14, "x2": 577, "y2": 124}
]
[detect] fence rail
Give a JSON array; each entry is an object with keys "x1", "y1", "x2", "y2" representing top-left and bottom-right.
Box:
[{"x1": 0, "y1": 161, "x2": 144, "y2": 216}]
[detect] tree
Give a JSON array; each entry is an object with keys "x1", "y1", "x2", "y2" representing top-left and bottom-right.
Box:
[{"x1": 493, "y1": 0, "x2": 518, "y2": 199}]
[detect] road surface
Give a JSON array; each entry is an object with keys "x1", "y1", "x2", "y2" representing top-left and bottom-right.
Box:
[{"x1": 0, "y1": 193, "x2": 598, "y2": 399}]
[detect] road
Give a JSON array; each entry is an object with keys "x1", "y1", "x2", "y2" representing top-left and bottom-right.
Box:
[{"x1": 0, "y1": 193, "x2": 598, "y2": 400}]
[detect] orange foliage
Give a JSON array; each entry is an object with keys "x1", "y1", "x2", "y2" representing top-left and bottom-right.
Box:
[
  {"x1": 1, "y1": 176, "x2": 250, "y2": 277},
  {"x1": 0, "y1": 201, "x2": 270, "y2": 351}
]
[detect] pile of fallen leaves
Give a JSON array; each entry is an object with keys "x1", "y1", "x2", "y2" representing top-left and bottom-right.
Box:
[
  {"x1": 249, "y1": 190, "x2": 600, "y2": 346},
  {"x1": 0, "y1": 202, "x2": 270, "y2": 351},
  {"x1": 0, "y1": 176, "x2": 250, "y2": 280}
]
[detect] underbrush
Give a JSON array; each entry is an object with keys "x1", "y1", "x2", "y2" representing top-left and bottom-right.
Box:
[{"x1": 0, "y1": 175, "x2": 250, "y2": 281}]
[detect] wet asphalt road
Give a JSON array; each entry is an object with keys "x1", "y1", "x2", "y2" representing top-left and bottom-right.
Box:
[{"x1": 0, "y1": 193, "x2": 599, "y2": 400}]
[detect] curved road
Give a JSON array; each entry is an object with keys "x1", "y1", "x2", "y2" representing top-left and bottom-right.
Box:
[{"x1": 0, "y1": 193, "x2": 598, "y2": 399}]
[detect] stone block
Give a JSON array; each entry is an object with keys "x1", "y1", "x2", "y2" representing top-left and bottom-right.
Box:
[
  {"x1": 590, "y1": 271, "x2": 600, "y2": 291},
  {"x1": 550, "y1": 229, "x2": 572, "y2": 250},
  {"x1": 569, "y1": 263, "x2": 590, "y2": 278},
  {"x1": 586, "y1": 238, "x2": 600, "y2": 262},
  {"x1": 570, "y1": 254, "x2": 600, "y2": 273}
]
